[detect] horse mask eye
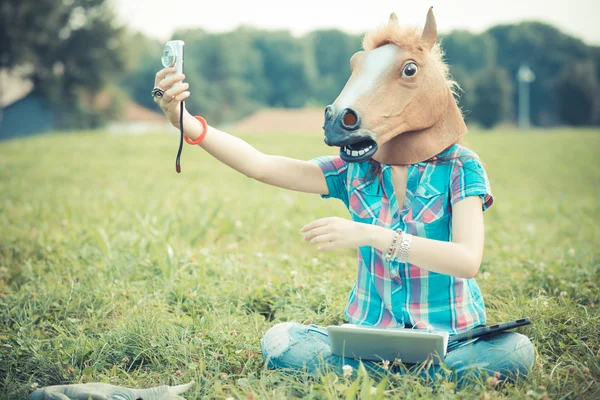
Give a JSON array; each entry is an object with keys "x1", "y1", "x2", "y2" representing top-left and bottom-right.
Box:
[{"x1": 402, "y1": 62, "x2": 418, "y2": 78}]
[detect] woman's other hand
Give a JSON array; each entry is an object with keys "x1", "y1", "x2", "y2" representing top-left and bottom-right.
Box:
[{"x1": 301, "y1": 217, "x2": 373, "y2": 251}]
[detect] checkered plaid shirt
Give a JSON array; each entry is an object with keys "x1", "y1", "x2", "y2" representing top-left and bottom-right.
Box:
[{"x1": 311, "y1": 144, "x2": 493, "y2": 334}]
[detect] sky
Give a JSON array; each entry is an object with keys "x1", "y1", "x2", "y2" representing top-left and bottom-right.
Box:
[{"x1": 113, "y1": 0, "x2": 600, "y2": 46}]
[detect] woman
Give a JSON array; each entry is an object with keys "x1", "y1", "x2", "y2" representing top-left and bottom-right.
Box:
[{"x1": 151, "y1": 10, "x2": 535, "y2": 384}]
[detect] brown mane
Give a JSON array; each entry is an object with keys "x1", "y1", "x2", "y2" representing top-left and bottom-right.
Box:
[{"x1": 362, "y1": 23, "x2": 459, "y2": 95}]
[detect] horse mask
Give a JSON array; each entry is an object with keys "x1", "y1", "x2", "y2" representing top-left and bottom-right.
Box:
[{"x1": 323, "y1": 7, "x2": 467, "y2": 165}]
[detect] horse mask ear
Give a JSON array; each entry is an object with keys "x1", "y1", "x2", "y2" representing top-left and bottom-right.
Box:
[{"x1": 421, "y1": 7, "x2": 437, "y2": 51}]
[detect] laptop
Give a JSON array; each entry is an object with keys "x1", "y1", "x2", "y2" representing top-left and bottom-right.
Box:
[{"x1": 327, "y1": 324, "x2": 450, "y2": 365}]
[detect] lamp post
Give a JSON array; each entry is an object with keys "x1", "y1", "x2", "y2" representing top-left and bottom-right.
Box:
[{"x1": 517, "y1": 64, "x2": 535, "y2": 130}]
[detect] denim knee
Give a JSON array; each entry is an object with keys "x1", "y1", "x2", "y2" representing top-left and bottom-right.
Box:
[
  {"x1": 261, "y1": 321, "x2": 296, "y2": 365},
  {"x1": 260, "y1": 322, "x2": 331, "y2": 373},
  {"x1": 447, "y1": 331, "x2": 536, "y2": 384},
  {"x1": 501, "y1": 332, "x2": 535, "y2": 379}
]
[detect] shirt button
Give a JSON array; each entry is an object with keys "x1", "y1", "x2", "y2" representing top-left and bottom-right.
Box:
[{"x1": 394, "y1": 301, "x2": 400, "y2": 306}]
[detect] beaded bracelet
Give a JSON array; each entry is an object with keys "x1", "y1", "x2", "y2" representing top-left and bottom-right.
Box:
[{"x1": 384, "y1": 229, "x2": 403, "y2": 262}]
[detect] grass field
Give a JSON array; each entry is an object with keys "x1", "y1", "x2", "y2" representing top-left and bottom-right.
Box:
[{"x1": 0, "y1": 128, "x2": 599, "y2": 399}]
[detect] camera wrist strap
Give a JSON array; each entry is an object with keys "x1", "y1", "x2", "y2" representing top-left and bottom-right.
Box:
[{"x1": 176, "y1": 100, "x2": 184, "y2": 173}]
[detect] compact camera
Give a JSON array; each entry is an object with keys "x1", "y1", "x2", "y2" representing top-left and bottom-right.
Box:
[{"x1": 161, "y1": 40, "x2": 184, "y2": 87}]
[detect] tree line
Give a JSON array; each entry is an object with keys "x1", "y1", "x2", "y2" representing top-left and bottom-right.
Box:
[{"x1": 3, "y1": 0, "x2": 600, "y2": 130}]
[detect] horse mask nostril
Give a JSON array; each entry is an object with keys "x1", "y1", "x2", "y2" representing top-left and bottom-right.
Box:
[{"x1": 341, "y1": 108, "x2": 360, "y2": 130}]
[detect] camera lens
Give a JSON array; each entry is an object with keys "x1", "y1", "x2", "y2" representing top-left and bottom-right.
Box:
[{"x1": 161, "y1": 45, "x2": 176, "y2": 67}]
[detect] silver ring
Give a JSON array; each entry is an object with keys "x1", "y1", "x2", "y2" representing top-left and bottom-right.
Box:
[{"x1": 151, "y1": 87, "x2": 164, "y2": 98}]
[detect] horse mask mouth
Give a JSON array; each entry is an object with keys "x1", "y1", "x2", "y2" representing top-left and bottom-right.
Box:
[
  {"x1": 339, "y1": 136, "x2": 378, "y2": 162},
  {"x1": 326, "y1": 131, "x2": 379, "y2": 163}
]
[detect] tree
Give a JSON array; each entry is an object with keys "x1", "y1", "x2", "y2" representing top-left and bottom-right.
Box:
[
  {"x1": 470, "y1": 67, "x2": 513, "y2": 128},
  {"x1": 487, "y1": 22, "x2": 591, "y2": 125},
  {"x1": 0, "y1": 0, "x2": 125, "y2": 129},
  {"x1": 554, "y1": 61, "x2": 599, "y2": 126},
  {"x1": 252, "y1": 31, "x2": 317, "y2": 108},
  {"x1": 119, "y1": 32, "x2": 163, "y2": 112},
  {"x1": 171, "y1": 27, "x2": 266, "y2": 124},
  {"x1": 591, "y1": 46, "x2": 600, "y2": 125},
  {"x1": 591, "y1": 47, "x2": 600, "y2": 85},
  {"x1": 440, "y1": 30, "x2": 496, "y2": 123},
  {"x1": 448, "y1": 65, "x2": 476, "y2": 123},
  {"x1": 440, "y1": 30, "x2": 496, "y2": 72},
  {"x1": 308, "y1": 30, "x2": 362, "y2": 105}
]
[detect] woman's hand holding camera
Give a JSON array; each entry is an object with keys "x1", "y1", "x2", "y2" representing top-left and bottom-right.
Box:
[{"x1": 154, "y1": 67, "x2": 191, "y2": 128}]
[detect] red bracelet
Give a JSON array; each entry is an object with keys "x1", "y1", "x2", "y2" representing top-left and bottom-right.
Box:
[{"x1": 184, "y1": 116, "x2": 208, "y2": 145}]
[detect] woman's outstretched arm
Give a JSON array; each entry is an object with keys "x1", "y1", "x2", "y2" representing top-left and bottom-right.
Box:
[{"x1": 154, "y1": 67, "x2": 328, "y2": 194}]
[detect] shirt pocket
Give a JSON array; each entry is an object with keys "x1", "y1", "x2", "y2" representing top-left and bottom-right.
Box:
[
  {"x1": 348, "y1": 177, "x2": 382, "y2": 221},
  {"x1": 411, "y1": 181, "x2": 446, "y2": 223}
]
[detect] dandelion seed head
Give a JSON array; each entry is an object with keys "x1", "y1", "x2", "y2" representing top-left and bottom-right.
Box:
[{"x1": 342, "y1": 364, "x2": 353, "y2": 377}]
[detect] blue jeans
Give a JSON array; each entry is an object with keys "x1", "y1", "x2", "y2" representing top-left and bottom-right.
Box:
[{"x1": 261, "y1": 322, "x2": 535, "y2": 384}]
